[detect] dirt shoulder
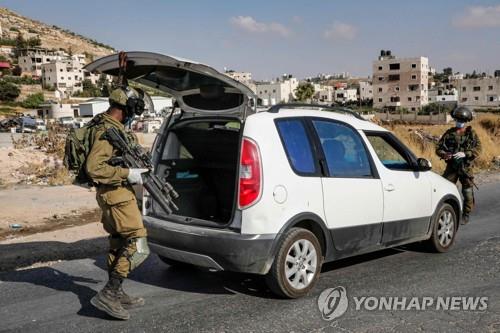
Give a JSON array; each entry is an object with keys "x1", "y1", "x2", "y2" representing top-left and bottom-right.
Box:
[{"x1": 0, "y1": 185, "x2": 99, "y2": 239}]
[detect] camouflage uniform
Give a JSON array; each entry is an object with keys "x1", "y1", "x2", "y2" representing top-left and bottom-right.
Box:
[
  {"x1": 436, "y1": 126, "x2": 481, "y2": 216},
  {"x1": 86, "y1": 112, "x2": 147, "y2": 278}
]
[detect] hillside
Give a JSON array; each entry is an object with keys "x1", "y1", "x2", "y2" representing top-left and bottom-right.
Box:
[{"x1": 0, "y1": 7, "x2": 114, "y2": 59}]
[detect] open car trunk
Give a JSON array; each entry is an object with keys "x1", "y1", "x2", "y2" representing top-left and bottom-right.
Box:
[{"x1": 154, "y1": 118, "x2": 241, "y2": 225}]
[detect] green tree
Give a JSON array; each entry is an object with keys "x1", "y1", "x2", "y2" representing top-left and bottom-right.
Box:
[
  {"x1": 21, "y1": 92, "x2": 45, "y2": 108},
  {"x1": 294, "y1": 83, "x2": 315, "y2": 102},
  {"x1": 27, "y1": 36, "x2": 42, "y2": 47},
  {"x1": 0, "y1": 81, "x2": 21, "y2": 101},
  {"x1": 15, "y1": 32, "x2": 27, "y2": 49}
]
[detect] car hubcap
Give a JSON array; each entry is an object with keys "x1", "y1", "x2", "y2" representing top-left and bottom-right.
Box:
[
  {"x1": 284, "y1": 239, "x2": 317, "y2": 290},
  {"x1": 437, "y1": 210, "x2": 455, "y2": 247}
]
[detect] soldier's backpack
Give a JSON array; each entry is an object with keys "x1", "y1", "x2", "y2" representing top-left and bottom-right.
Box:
[{"x1": 63, "y1": 114, "x2": 105, "y2": 184}]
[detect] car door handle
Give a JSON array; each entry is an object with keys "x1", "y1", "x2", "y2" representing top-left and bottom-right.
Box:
[{"x1": 384, "y1": 184, "x2": 396, "y2": 192}]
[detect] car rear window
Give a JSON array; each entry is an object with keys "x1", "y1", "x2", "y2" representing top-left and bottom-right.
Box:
[{"x1": 275, "y1": 119, "x2": 317, "y2": 174}]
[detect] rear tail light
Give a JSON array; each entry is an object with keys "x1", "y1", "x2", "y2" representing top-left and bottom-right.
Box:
[{"x1": 239, "y1": 137, "x2": 262, "y2": 208}]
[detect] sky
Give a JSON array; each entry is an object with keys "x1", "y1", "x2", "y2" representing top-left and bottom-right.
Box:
[{"x1": 1, "y1": 0, "x2": 500, "y2": 80}]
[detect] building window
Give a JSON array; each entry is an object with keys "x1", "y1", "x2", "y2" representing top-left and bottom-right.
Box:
[
  {"x1": 378, "y1": 87, "x2": 383, "y2": 92},
  {"x1": 395, "y1": 86, "x2": 400, "y2": 91},
  {"x1": 473, "y1": 86, "x2": 480, "y2": 91},
  {"x1": 411, "y1": 107, "x2": 416, "y2": 111},
  {"x1": 388, "y1": 74, "x2": 400, "y2": 81},
  {"x1": 488, "y1": 86, "x2": 493, "y2": 90},
  {"x1": 416, "y1": 96, "x2": 420, "y2": 100},
  {"x1": 408, "y1": 97, "x2": 412, "y2": 102},
  {"x1": 489, "y1": 96, "x2": 494, "y2": 102},
  {"x1": 389, "y1": 63, "x2": 400, "y2": 70},
  {"x1": 411, "y1": 74, "x2": 417, "y2": 80},
  {"x1": 462, "y1": 97, "x2": 467, "y2": 102},
  {"x1": 272, "y1": 89, "x2": 276, "y2": 93},
  {"x1": 411, "y1": 63, "x2": 416, "y2": 68},
  {"x1": 378, "y1": 98, "x2": 383, "y2": 102},
  {"x1": 378, "y1": 76, "x2": 384, "y2": 81},
  {"x1": 60, "y1": 77, "x2": 64, "y2": 80},
  {"x1": 462, "y1": 87, "x2": 466, "y2": 92},
  {"x1": 474, "y1": 96, "x2": 479, "y2": 101},
  {"x1": 60, "y1": 69, "x2": 63, "y2": 72},
  {"x1": 378, "y1": 66, "x2": 383, "y2": 71}
]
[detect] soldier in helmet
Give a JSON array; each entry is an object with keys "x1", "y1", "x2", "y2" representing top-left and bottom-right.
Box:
[
  {"x1": 86, "y1": 87, "x2": 150, "y2": 320},
  {"x1": 436, "y1": 106, "x2": 481, "y2": 225}
]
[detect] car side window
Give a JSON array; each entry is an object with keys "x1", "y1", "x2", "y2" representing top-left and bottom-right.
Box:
[
  {"x1": 366, "y1": 133, "x2": 412, "y2": 170},
  {"x1": 276, "y1": 119, "x2": 317, "y2": 174},
  {"x1": 312, "y1": 120, "x2": 373, "y2": 178}
]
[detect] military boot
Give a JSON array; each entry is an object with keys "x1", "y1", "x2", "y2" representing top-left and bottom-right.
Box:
[
  {"x1": 90, "y1": 276, "x2": 130, "y2": 320},
  {"x1": 461, "y1": 213, "x2": 470, "y2": 225},
  {"x1": 117, "y1": 284, "x2": 145, "y2": 309}
]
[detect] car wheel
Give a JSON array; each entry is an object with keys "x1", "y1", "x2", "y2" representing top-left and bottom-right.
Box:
[
  {"x1": 266, "y1": 228, "x2": 323, "y2": 298},
  {"x1": 158, "y1": 255, "x2": 193, "y2": 268},
  {"x1": 427, "y1": 203, "x2": 457, "y2": 253}
]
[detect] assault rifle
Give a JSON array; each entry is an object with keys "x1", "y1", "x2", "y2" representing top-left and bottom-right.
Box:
[{"x1": 104, "y1": 127, "x2": 179, "y2": 214}]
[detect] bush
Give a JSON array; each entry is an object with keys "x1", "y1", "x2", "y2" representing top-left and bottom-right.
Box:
[
  {"x1": 21, "y1": 93, "x2": 45, "y2": 108},
  {"x1": 0, "y1": 81, "x2": 20, "y2": 101}
]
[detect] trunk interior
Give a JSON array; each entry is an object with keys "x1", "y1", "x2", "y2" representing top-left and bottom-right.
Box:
[{"x1": 154, "y1": 119, "x2": 241, "y2": 225}]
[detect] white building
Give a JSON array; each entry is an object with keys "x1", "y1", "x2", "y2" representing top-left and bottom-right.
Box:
[
  {"x1": 41, "y1": 59, "x2": 84, "y2": 95},
  {"x1": 359, "y1": 81, "x2": 373, "y2": 101},
  {"x1": 334, "y1": 88, "x2": 357, "y2": 104},
  {"x1": 458, "y1": 77, "x2": 500, "y2": 109},
  {"x1": 148, "y1": 96, "x2": 173, "y2": 116},
  {"x1": 372, "y1": 50, "x2": 429, "y2": 111},
  {"x1": 255, "y1": 76, "x2": 299, "y2": 106},
  {"x1": 317, "y1": 85, "x2": 335, "y2": 104},
  {"x1": 225, "y1": 70, "x2": 252, "y2": 84},
  {"x1": 78, "y1": 97, "x2": 109, "y2": 117},
  {"x1": 17, "y1": 48, "x2": 68, "y2": 77},
  {"x1": 428, "y1": 87, "x2": 458, "y2": 104},
  {"x1": 37, "y1": 102, "x2": 79, "y2": 119}
]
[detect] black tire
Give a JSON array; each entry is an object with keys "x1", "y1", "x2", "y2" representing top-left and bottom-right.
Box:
[
  {"x1": 426, "y1": 203, "x2": 458, "y2": 253},
  {"x1": 266, "y1": 228, "x2": 323, "y2": 298},
  {"x1": 158, "y1": 255, "x2": 194, "y2": 268}
]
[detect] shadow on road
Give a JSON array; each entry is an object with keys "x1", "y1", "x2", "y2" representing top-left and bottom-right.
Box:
[
  {"x1": 0, "y1": 237, "x2": 107, "y2": 272},
  {"x1": 0, "y1": 267, "x2": 109, "y2": 319}
]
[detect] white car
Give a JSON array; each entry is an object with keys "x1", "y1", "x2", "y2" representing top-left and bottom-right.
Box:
[{"x1": 86, "y1": 52, "x2": 462, "y2": 298}]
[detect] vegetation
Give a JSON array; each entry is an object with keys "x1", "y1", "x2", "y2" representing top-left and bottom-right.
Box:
[
  {"x1": 294, "y1": 83, "x2": 315, "y2": 102},
  {"x1": 0, "y1": 81, "x2": 21, "y2": 101},
  {"x1": 389, "y1": 113, "x2": 500, "y2": 173},
  {"x1": 1, "y1": 75, "x2": 40, "y2": 85},
  {"x1": 21, "y1": 93, "x2": 45, "y2": 109}
]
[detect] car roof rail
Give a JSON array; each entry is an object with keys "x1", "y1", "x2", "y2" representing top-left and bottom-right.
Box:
[{"x1": 267, "y1": 103, "x2": 365, "y2": 120}]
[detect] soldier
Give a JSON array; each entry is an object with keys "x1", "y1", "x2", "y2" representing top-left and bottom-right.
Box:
[
  {"x1": 436, "y1": 106, "x2": 481, "y2": 225},
  {"x1": 86, "y1": 87, "x2": 149, "y2": 320}
]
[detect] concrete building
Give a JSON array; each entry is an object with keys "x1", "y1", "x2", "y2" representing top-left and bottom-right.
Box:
[
  {"x1": 225, "y1": 70, "x2": 252, "y2": 84},
  {"x1": 255, "y1": 75, "x2": 299, "y2": 106},
  {"x1": 17, "y1": 48, "x2": 68, "y2": 77},
  {"x1": 428, "y1": 87, "x2": 458, "y2": 105},
  {"x1": 458, "y1": 77, "x2": 500, "y2": 109},
  {"x1": 334, "y1": 88, "x2": 357, "y2": 104},
  {"x1": 317, "y1": 85, "x2": 335, "y2": 104},
  {"x1": 37, "y1": 102, "x2": 79, "y2": 119},
  {"x1": 359, "y1": 81, "x2": 373, "y2": 101},
  {"x1": 372, "y1": 50, "x2": 429, "y2": 111},
  {"x1": 41, "y1": 58, "x2": 84, "y2": 95},
  {"x1": 78, "y1": 97, "x2": 109, "y2": 117}
]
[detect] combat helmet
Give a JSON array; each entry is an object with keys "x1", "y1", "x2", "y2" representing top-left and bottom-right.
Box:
[
  {"x1": 451, "y1": 106, "x2": 473, "y2": 122},
  {"x1": 109, "y1": 86, "x2": 146, "y2": 119}
]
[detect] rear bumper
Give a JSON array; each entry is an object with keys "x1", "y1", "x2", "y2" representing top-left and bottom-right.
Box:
[{"x1": 143, "y1": 215, "x2": 277, "y2": 274}]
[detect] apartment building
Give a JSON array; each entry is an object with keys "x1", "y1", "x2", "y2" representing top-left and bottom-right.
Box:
[
  {"x1": 225, "y1": 70, "x2": 252, "y2": 84},
  {"x1": 41, "y1": 58, "x2": 84, "y2": 94},
  {"x1": 255, "y1": 75, "x2": 299, "y2": 106},
  {"x1": 334, "y1": 88, "x2": 357, "y2": 104},
  {"x1": 372, "y1": 50, "x2": 429, "y2": 111},
  {"x1": 17, "y1": 48, "x2": 67, "y2": 77},
  {"x1": 458, "y1": 77, "x2": 500, "y2": 109},
  {"x1": 359, "y1": 81, "x2": 373, "y2": 101}
]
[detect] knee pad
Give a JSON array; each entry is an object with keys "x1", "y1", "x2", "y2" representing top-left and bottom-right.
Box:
[{"x1": 127, "y1": 237, "x2": 150, "y2": 271}]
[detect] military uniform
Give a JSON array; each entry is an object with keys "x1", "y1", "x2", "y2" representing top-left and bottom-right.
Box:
[
  {"x1": 86, "y1": 112, "x2": 147, "y2": 278},
  {"x1": 436, "y1": 126, "x2": 481, "y2": 216}
]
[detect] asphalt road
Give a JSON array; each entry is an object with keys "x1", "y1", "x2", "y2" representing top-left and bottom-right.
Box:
[{"x1": 0, "y1": 182, "x2": 499, "y2": 333}]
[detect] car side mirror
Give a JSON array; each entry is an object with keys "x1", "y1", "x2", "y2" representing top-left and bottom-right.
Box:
[{"x1": 416, "y1": 158, "x2": 432, "y2": 172}]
